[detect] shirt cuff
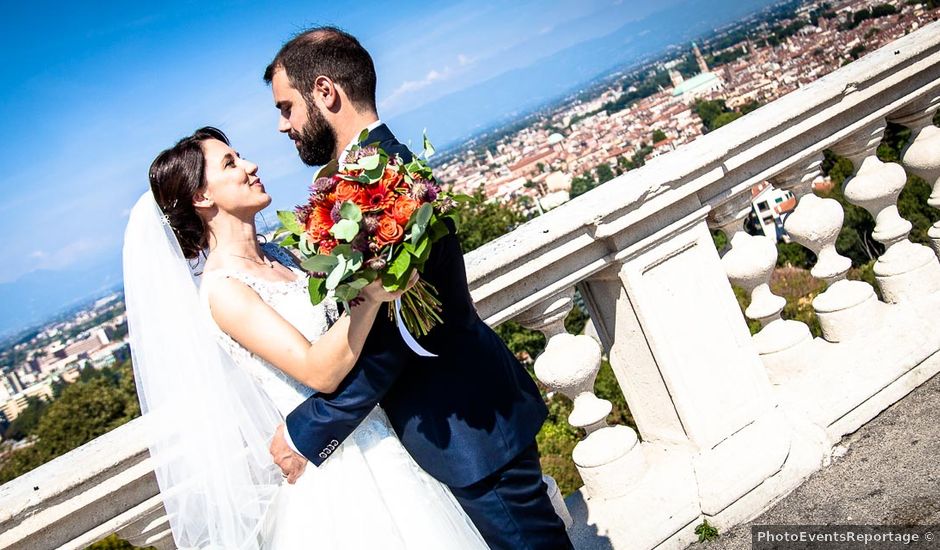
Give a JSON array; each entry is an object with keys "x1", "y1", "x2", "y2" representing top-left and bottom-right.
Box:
[{"x1": 283, "y1": 424, "x2": 303, "y2": 457}]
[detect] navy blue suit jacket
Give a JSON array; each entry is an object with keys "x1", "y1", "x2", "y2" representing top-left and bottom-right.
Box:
[{"x1": 286, "y1": 124, "x2": 548, "y2": 488}]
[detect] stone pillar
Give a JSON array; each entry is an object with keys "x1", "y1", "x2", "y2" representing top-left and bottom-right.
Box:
[
  {"x1": 770, "y1": 156, "x2": 880, "y2": 343},
  {"x1": 584, "y1": 203, "x2": 788, "y2": 516},
  {"x1": 707, "y1": 190, "x2": 811, "y2": 360},
  {"x1": 516, "y1": 288, "x2": 646, "y2": 500},
  {"x1": 832, "y1": 119, "x2": 940, "y2": 303},
  {"x1": 890, "y1": 95, "x2": 940, "y2": 259}
]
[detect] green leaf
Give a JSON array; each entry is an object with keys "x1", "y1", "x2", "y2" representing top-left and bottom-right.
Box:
[
  {"x1": 277, "y1": 210, "x2": 304, "y2": 235},
  {"x1": 407, "y1": 233, "x2": 430, "y2": 261},
  {"x1": 386, "y1": 249, "x2": 412, "y2": 280},
  {"x1": 422, "y1": 130, "x2": 436, "y2": 159},
  {"x1": 330, "y1": 219, "x2": 360, "y2": 242},
  {"x1": 357, "y1": 129, "x2": 369, "y2": 144},
  {"x1": 428, "y1": 218, "x2": 450, "y2": 242},
  {"x1": 314, "y1": 159, "x2": 338, "y2": 181},
  {"x1": 339, "y1": 201, "x2": 363, "y2": 222},
  {"x1": 301, "y1": 254, "x2": 339, "y2": 273},
  {"x1": 450, "y1": 193, "x2": 474, "y2": 203},
  {"x1": 279, "y1": 234, "x2": 299, "y2": 247},
  {"x1": 308, "y1": 277, "x2": 327, "y2": 305}
]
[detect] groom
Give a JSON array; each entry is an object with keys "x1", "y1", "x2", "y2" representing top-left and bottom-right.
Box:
[{"x1": 264, "y1": 27, "x2": 573, "y2": 550}]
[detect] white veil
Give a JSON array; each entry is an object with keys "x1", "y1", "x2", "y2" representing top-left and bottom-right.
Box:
[{"x1": 123, "y1": 191, "x2": 283, "y2": 549}]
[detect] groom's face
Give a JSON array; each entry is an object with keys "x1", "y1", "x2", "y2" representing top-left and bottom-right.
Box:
[{"x1": 271, "y1": 69, "x2": 337, "y2": 167}]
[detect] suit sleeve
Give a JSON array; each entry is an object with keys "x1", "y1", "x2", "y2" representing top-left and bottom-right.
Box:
[{"x1": 285, "y1": 323, "x2": 411, "y2": 465}]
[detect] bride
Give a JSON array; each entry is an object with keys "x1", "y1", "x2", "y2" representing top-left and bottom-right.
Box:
[{"x1": 123, "y1": 126, "x2": 488, "y2": 549}]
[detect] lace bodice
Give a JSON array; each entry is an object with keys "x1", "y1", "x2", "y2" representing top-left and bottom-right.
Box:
[{"x1": 199, "y1": 244, "x2": 341, "y2": 415}]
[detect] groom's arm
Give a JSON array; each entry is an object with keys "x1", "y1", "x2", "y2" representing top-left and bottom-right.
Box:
[{"x1": 283, "y1": 320, "x2": 411, "y2": 464}]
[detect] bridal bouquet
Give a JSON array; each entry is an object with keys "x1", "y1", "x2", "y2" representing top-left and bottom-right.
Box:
[{"x1": 275, "y1": 132, "x2": 461, "y2": 337}]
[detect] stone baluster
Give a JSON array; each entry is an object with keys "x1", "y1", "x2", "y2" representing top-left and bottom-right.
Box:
[
  {"x1": 707, "y1": 190, "x2": 811, "y2": 362},
  {"x1": 770, "y1": 156, "x2": 880, "y2": 343},
  {"x1": 831, "y1": 119, "x2": 940, "y2": 302},
  {"x1": 516, "y1": 288, "x2": 646, "y2": 500},
  {"x1": 890, "y1": 95, "x2": 940, "y2": 259}
]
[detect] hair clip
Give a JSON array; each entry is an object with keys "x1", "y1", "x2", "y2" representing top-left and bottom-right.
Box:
[{"x1": 160, "y1": 214, "x2": 171, "y2": 227}]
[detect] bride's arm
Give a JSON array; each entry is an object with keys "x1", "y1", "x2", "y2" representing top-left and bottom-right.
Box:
[{"x1": 207, "y1": 274, "x2": 415, "y2": 393}]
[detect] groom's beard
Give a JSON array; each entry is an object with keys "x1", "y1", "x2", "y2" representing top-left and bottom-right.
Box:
[{"x1": 292, "y1": 102, "x2": 338, "y2": 167}]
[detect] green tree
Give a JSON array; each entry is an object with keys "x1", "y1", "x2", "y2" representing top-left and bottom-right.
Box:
[
  {"x1": 0, "y1": 362, "x2": 140, "y2": 484},
  {"x1": 595, "y1": 164, "x2": 616, "y2": 184},
  {"x1": 451, "y1": 187, "x2": 528, "y2": 253},
  {"x1": 3, "y1": 395, "x2": 49, "y2": 440},
  {"x1": 569, "y1": 171, "x2": 599, "y2": 199},
  {"x1": 652, "y1": 129, "x2": 667, "y2": 143}
]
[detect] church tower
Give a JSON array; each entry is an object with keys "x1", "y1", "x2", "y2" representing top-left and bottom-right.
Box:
[{"x1": 693, "y1": 42, "x2": 709, "y2": 74}]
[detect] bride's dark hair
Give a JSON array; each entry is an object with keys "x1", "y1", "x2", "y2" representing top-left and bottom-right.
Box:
[{"x1": 149, "y1": 127, "x2": 229, "y2": 259}]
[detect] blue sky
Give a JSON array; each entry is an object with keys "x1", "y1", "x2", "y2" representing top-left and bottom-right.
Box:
[{"x1": 0, "y1": 0, "x2": 775, "y2": 334}]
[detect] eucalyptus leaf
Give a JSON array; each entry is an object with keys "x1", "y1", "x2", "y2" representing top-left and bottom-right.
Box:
[
  {"x1": 308, "y1": 277, "x2": 327, "y2": 305},
  {"x1": 330, "y1": 219, "x2": 360, "y2": 242},
  {"x1": 347, "y1": 277, "x2": 370, "y2": 290},
  {"x1": 339, "y1": 201, "x2": 363, "y2": 222},
  {"x1": 414, "y1": 203, "x2": 433, "y2": 227},
  {"x1": 326, "y1": 261, "x2": 347, "y2": 290},
  {"x1": 357, "y1": 129, "x2": 369, "y2": 144},
  {"x1": 334, "y1": 284, "x2": 361, "y2": 302},
  {"x1": 359, "y1": 153, "x2": 380, "y2": 171},
  {"x1": 301, "y1": 254, "x2": 339, "y2": 273},
  {"x1": 299, "y1": 235, "x2": 315, "y2": 256}
]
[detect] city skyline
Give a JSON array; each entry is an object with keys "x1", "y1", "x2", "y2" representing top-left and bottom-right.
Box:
[{"x1": 0, "y1": 0, "x2": 780, "y2": 337}]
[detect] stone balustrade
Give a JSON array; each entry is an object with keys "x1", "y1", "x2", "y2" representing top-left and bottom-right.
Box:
[{"x1": 3, "y1": 21, "x2": 940, "y2": 550}]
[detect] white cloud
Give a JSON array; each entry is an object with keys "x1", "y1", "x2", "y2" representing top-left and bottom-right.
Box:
[
  {"x1": 457, "y1": 53, "x2": 475, "y2": 66},
  {"x1": 379, "y1": 66, "x2": 455, "y2": 110}
]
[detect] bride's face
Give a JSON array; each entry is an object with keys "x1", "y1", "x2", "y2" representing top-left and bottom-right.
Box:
[{"x1": 197, "y1": 139, "x2": 272, "y2": 216}]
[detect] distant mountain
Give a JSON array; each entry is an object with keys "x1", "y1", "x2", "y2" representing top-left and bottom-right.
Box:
[
  {"x1": 0, "y1": 256, "x2": 122, "y2": 338},
  {"x1": 388, "y1": 0, "x2": 777, "y2": 148}
]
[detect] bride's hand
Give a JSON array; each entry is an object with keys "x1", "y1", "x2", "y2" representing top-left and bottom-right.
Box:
[{"x1": 359, "y1": 270, "x2": 420, "y2": 304}]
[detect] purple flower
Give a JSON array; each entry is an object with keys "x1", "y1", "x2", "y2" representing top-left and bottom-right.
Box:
[
  {"x1": 365, "y1": 256, "x2": 387, "y2": 270},
  {"x1": 409, "y1": 181, "x2": 428, "y2": 201},
  {"x1": 351, "y1": 234, "x2": 370, "y2": 253},
  {"x1": 330, "y1": 202, "x2": 343, "y2": 223},
  {"x1": 312, "y1": 176, "x2": 335, "y2": 194},
  {"x1": 425, "y1": 182, "x2": 440, "y2": 202},
  {"x1": 362, "y1": 214, "x2": 381, "y2": 235}
]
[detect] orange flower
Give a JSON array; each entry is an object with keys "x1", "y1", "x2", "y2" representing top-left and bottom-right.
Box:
[
  {"x1": 335, "y1": 180, "x2": 364, "y2": 205},
  {"x1": 374, "y1": 216, "x2": 404, "y2": 247},
  {"x1": 382, "y1": 168, "x2": 406, "y2": 191},
  {"x1": 361, "y1": 180, "x2": 397, "y2": 212},
  {"x1": 305, "y1": 204, "x2": 334, "y2": 242},
  {"x1": 389, "y1": 195, "x2": 420, "y2": 226}
]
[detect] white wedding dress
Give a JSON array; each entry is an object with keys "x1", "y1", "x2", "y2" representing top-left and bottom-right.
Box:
[{"x1": 199, "y1": 245, "x2": 489, "y2": 550}]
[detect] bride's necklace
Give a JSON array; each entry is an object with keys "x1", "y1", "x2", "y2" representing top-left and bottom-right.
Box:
[{"x1": 228, "y1": 252, "x2": 274, "y2": 269}]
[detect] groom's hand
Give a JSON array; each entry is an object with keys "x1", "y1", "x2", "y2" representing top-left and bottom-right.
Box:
[{"x1": 270, "y1": 424, "x2": 307, "y2": 484}]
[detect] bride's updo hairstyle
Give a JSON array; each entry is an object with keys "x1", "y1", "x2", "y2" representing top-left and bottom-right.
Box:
[{"x1": 149, "y1": 127, "x2": 229, "y2": 259}]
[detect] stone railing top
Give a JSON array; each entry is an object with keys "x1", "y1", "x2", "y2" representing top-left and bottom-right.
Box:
[
  {"x1": 465, "y1": 20, "x2": 940, "y2": 325},
  {"x1": 0, "y1": 417, "x2": 149, "y2": 530}
]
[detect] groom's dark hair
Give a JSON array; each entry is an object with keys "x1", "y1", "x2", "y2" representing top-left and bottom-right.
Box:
[{"x1": 264, "y1": 26, "x2": 377, "y2": 113}]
